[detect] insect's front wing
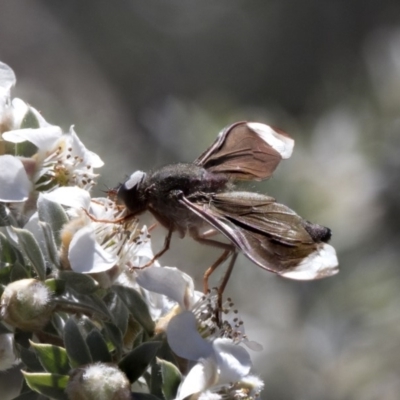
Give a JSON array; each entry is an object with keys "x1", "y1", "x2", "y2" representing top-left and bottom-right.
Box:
[{"x1": 179, "y1": 191, "x2": 339, "y2": 280}]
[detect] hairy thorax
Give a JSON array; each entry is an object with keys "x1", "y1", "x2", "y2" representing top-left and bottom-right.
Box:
[{"x1": 146, "y1": 163, "x2": 228, "y2": 236}]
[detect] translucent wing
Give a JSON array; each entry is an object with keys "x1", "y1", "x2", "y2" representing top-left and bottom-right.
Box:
[
  {"x1": 180, "y1": 191, "x2": 338, "y2": 280},
  {"x1": 194, "y1": 122, "x2": 294, "y2": 181}
]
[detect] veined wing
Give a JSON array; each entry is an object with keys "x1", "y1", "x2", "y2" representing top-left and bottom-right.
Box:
[
  {"x1": 180, "y1": 191, "x2": 338, "y2": 280},
  {"x1": 194, "y1": 122, "x2": 294, "y2": 181}
]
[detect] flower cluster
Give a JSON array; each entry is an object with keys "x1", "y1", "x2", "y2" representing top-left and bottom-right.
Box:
[{"x1": 0, "y1": 61, "x2": 263, "y2": 399}]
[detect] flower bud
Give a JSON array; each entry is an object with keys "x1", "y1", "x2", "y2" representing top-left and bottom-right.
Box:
[
  {"x1": 66, "y1": 363, "x2": 131, "y2": 400},
  {"x1": 0, "y1": 278, "x2": 54, "y2": 331}
]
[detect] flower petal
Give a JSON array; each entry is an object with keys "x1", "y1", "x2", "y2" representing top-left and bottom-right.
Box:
[
  {"x1": 137, "y1": 266, "x2": 195, "y2": 309},
  {"x1": 69, "y1": 126, "x2": 104, "y2": 168},
  {"x1": 0, "y1": 61, "x2": 16, "y2": 96},
  {"x1": 177, "y1": 358, "x2": 218, "y2": 400},
  {"x1": 0, "y1": 155, "x2": 31, "y2": 202},
  {"x1": 2, "y1": 126, "x2": 62, "y2": 148},
  {"x1": 68, "y1": 225, "x2": 117, "y2": 273},
  {"x1": 41, "y1": 187, "x2": 91, "y2": 210},
  {"x1": 212, "y1": 338, "x2": 252, "y2": 383},
  {"x1": 167, "y1": 311, "x2": 213, "y2": 361}
]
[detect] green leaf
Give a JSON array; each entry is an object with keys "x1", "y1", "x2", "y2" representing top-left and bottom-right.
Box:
[
  {"x1": 59, "y1": 271, "x2": 98, "y2": 294},
  {"x1": 131, "y1": 394, "x2": 163, "y2": 400},
  {"x1": 113, "y1": 285, "x2": 155, "y2": 336},
  {"x1": 103, "y1": 291, "x2": 129, "y2": 335},
  {"x1": 21, "y1": 108, "x2": 40, "y2": 129},
  {"x1": 30, "y1": 341, "x2": 70, "y2": 375},
  {"x1": 158, "y1": 358, "x2": 181, "y2": 400},
  {"x1": 0, "y1": 323, "x2": 11, "y2": 334},
  {"x1": 54, "y1": 286, "x2": 111, "y2": 320},
  {"x1": 86, "y1": 329, "x2": 112, "y2": 363},
  {"x1": 119, "y1": 341, "x2": 162, "y2": 384},
  {"x1": 0, "y1": 265, "x2": 11, "y2": 285},
  {"x1": 63, "y1": 318, "x2": 92, "y2": 367},
  {"x1": 39, "y1": 221, "x2": 60, "y2": 269},
  {"x1": 11, "y1": 227, "x2": 46, "y2": 280},
  {"x1": 22, "y1": 371, "x2": 69, "y2": 400},
  {"x1": 150, "y1": 361, "x2": 164, "y2": 400},
  {"x1": 0, "y1": 231, "x2": 16, "y2": 264},
  {"x1": 0, "y1": 203, "x2": 12, "y2": 227},
  {"x1": 19, "y1": 346, "x2": 45, "y2": 372},
  {"x1": 103, "y1": 322, "x2": 123, "y2": 358},
  {"x1": 10, "y1": 260, "x2": 30, "y2": 281},
  {"x1": 45, "y1": 278, "x2": 65, "y2": 295},
  {"x1": 13, "y1": 391, "x2": 40, "y2": 400},
  {"x1": 37, "y1": 196, "x2": 68, "y2": 248}
]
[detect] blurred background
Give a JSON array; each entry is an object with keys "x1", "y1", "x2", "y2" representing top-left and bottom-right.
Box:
[{"x1": 1, "y1": 1, "x2": 400, "y2": 398}]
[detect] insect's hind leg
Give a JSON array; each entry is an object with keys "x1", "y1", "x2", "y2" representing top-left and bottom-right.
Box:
[{"x1": 190, "y1": 228, "x2": 238, "y2": 309}]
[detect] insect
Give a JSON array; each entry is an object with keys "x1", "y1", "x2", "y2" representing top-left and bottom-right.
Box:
[{"x1": 117, "y1": 121, "x2": 339, "y2": 300}]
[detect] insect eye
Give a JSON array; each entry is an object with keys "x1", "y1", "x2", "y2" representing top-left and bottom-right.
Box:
[{"x1": 117, "y1": 170, "x2": 148, "y2": 214}]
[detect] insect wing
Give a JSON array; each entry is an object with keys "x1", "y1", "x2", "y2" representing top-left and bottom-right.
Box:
[
  {"x1": 179, "y1": 192, "x2": 338, "y2": 280},
  {"x1": 194, "y1": 121, "x2": 294, "y2": 181}
]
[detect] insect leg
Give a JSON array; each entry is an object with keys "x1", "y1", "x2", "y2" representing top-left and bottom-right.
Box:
[
  {"x1": 190, "y1": 228, "x2": 237, "y2": 308},
  {"x1": 133, "y1": 228, "x2": 173, "y2": 270}
]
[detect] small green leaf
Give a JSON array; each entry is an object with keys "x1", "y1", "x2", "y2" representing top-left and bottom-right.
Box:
[
  {"x1": 0, "y1": 203, "x2": 12, "y2": 227},
  {"x1": 103, "y1": 322, "x2": 123, "y2": 358},
  {"x1": 86, "y1": 329, "x2": 112, "y2": 363},
  {"x1": 19, "y1": 346, "x2": 44, "y2": 372},
  {"x1": 119, "y1": 341, "x2": 162, "y2": 383},
  {"x1": 10, "y1": 260, "x2": 30, "y2": 281},
  {"x1": 22, "y1": 371, "x2": 69, "y2": 400},
  {"x1": 30, "y1": 341, "x2": 70, "y2": 375},
  {"x1": 59, "y1": 271, "x2": 98, "y2": 294},
  {"x1": 45, "y1": 278, "x2": 65, "y2": 295},
  {"x1": 158, "y1": 358, "x2": 181, "y2": 400},
  {"x1": 150, "y1": 361, "x2": 164, "y2": 400},
  {"x1": 11, "y1": 227, "x2": 46, "y2": 280},
  {"x1": 131, "y1": 394, "x2": 163, "y2": 400},
  {"x1": 54, "y1": 286, "x2": 111, "y2": 320},
  {"x1": 0, "y1": 231, "x2": 16, "y2": 264},
  {"x1": 0, "y1": 323, "x2": 11, "y2": 334},
  {"x1": 113, "y1": 285, "x2": 155, "y2": 336},
  {"x1": 103, "y1": 291, "x2": 129, "y2": 335},
  {"x1": 20, "y1": 108, "x2": 40, "y2": 129},
  {"x1": 40, "y1": 221, "x2": 60, "y2": 268},
  {"x1": 0, "y1": 265, "x2": 11, "y2": 285},
  {"x1": 37, "y1": 196, "x2": 68, "y2": 248},
  {"x1": 13, "y1": 391, "x2": 40, "y2": 400},
  {"x1": 63, "y1": 318, "x2": 92, "y2": 367}
]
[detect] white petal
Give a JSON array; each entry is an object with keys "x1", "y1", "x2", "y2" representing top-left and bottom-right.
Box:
[
  {"x1": 137, "y1": 266, "x2": 195, "y2": 309},
  {"x1": 213, "y1": 338, "x2": 252, "y2": 383},
  {"x1": 281, "y1": 243, "x2": 339, "y2": 280},
  {"x1": 10, "y1": 98, "x2": 29, "y2": 128},
  {"x1": 69, "y1": 226, "x2": 117, "y2": 273},
  {"x1": 69, "y1": 126, "x2": 104, "y2": 168},
  {"x1": 247, "y1": 122, "x2": 294, "y2": 159},
  {"x1": 0, "y1": 155, "x2": 31, "y2": 202},
  {"x1": 41, "y1": 187, "x2": 91, "y2": 210},
  {"x1": 167, "y1": 311, "x2": 213, "y2": 361},
  {"x1": 0, "y1": 62, "x2": 16, "y2": 93},
  {"x1": 177, "y1": 358, "x2": 219, "y2": 400},
  {"x1": 2, "y1": 126, "x2": 62, "y2": 148}
]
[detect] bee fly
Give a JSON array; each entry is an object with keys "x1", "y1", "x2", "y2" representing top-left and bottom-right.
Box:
[{"x1": 117, "y1": 121, "x2": 339, "y2": 300}]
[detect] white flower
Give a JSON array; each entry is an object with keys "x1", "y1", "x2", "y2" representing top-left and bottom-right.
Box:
[
  {"x1": 40, "y1": 187, "x2": 152, "y2": 286},
  {"x1": 3, "y1": 125, "x2": 103, "y2": 191},
  {"x1": 0, "y1": 155, "x2": 32, "y2": 202},
  {"x1": 136, "y1": 266, "x2": 263, "y2": 399}
]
